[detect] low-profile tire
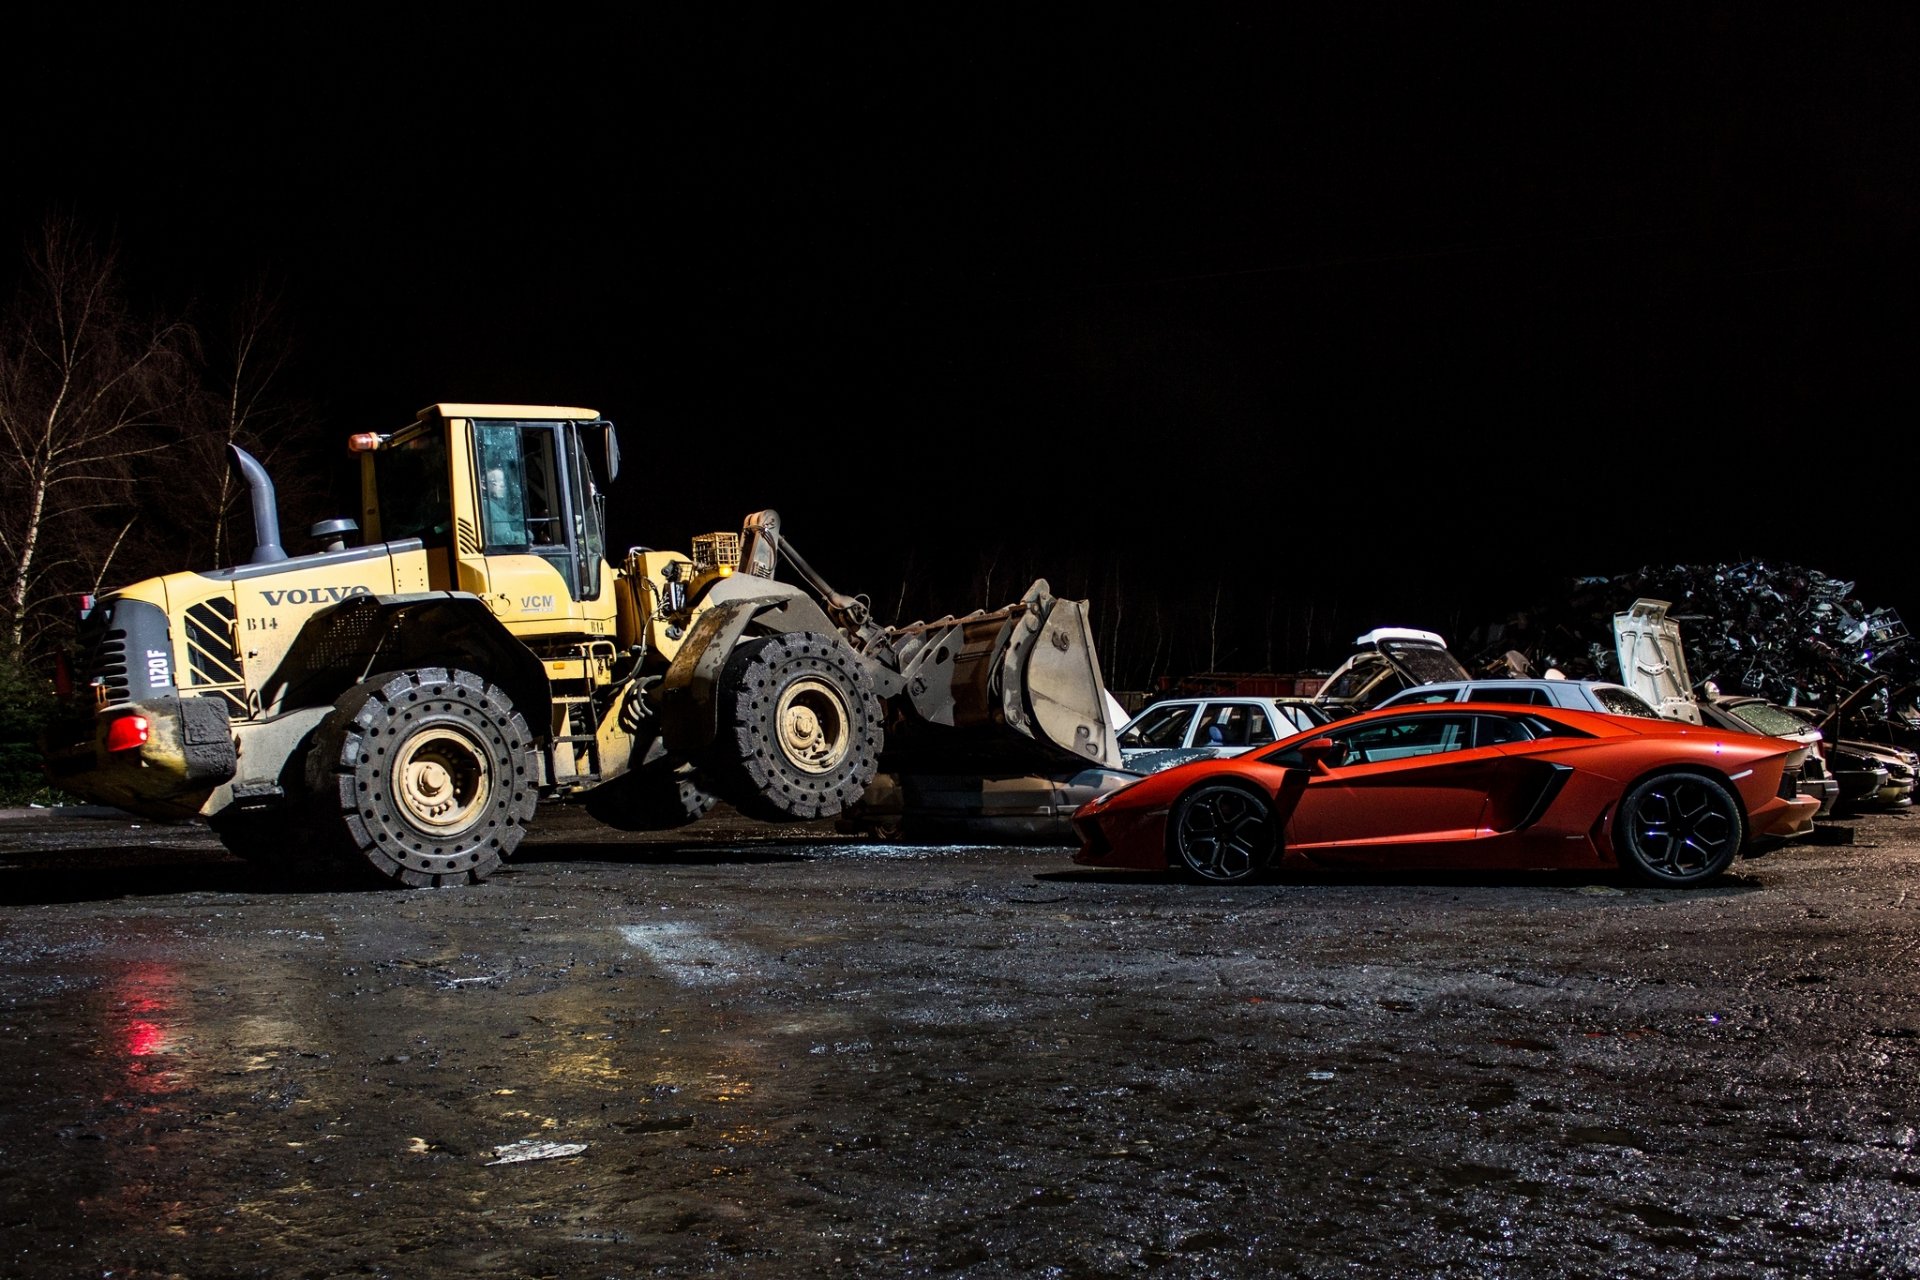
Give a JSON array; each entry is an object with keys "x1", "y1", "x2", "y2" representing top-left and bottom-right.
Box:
[
  {"x1": 309, "y1": 667, "x2": 537, "y2": 887},
  {"x1": 1615, "y1": 769, "x2": 1745, "y2": 887},
  {"x1": 704, "y1": 632, "x2": 882, "y2": 822},
  {"x1": 1168, "y1": 783, "x2": 1278, "y2": 885},
  {"x1": 584, "y1": 763, "x2": 719, "y2": 831}
]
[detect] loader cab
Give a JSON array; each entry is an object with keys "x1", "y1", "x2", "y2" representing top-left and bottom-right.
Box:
[{"x1": 359, "y1": 403, "x2": 621, "y2": 637}]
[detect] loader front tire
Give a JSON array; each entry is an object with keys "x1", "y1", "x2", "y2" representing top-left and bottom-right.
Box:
[
  {"x1": 707, "y1": 632, "x2": 882, "y2": 822},
  {"x1": 584, "y1": 762, "x2": 719, "y2": 831},
  {"x1": 309, "y1": 667, "x2": 537, "y2": 887}
]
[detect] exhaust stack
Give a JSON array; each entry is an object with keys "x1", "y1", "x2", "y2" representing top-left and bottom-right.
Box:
[{"x1": 227, "y1": 445, "x2": 288, "y2": 565}]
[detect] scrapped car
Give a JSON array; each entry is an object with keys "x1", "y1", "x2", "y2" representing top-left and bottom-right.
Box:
[
  {"x1": 1829, "y1": 738, "x2": 1917, "y2": 809},
  {"x1": 1308, "y1": 627, "x2": 1473, "y2": 717},
  {"x1": 1375, "y1": 678, "x2": 1664, "y2": 719},
  {"x1": 1117, "y1": 696, "x2": 1331, "y2": 774},
  {"x1": 1696, "y1": 695, "x2": 1848, "y2": 817},
  {"x1": 1612, "y1": 607, "x2": 1845, "y2": 818},
  {"x1": 1071, "y1": 702, "x2": 1821, "y2": 888},
  {"x1": 839, "y1": 765, "x2": 1140, "y2": 843}
]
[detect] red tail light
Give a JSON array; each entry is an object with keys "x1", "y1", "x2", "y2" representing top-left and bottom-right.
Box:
[{"x1": 105, "y1": 714, "x2": 150, "y2": 753}]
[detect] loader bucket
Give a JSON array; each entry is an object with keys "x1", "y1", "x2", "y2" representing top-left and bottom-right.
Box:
[{"x1": 880, "y1": 579, "x2": 1124, "y2": 772}]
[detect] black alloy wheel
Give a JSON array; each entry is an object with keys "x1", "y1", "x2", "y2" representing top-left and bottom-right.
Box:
[
  {"x1": 1169, "y1": 783, "x2": 1278, "y2": 885},
  {"x1": 1615, "y1": 770, "x2": 1745, "y2": 886}
]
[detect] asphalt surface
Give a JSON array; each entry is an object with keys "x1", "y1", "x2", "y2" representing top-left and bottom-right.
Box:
[{"x1": 1, "y1": 802, "x2": 1918, "y2": 1278}]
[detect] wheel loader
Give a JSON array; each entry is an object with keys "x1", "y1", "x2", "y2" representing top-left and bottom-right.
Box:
[{"x1": 38, "y1": 403, "x2": 1128, "y2": 886}]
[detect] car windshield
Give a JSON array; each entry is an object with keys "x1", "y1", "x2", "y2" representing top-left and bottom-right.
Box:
[
  {"x1": 1594, "y1": 687, "x2": 1662, "y2": 719},
  {"x1": 1388, "y1": 642, "x2": 1473, "y2": 685},
  {"x1": 1722, "y1": 701, "x2": 1816, "y2": 737}
]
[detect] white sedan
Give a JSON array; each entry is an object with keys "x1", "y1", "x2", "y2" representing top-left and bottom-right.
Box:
[{"x1": 1118, "y1": 695, "x2": 1331, "y2": 774}]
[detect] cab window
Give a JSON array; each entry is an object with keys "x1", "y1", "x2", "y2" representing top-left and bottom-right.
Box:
[{"x1": 374, "y1": 429, "x2": 451, "y2": 547}]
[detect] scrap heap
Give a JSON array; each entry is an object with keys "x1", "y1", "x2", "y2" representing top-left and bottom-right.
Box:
[{"x1": 1461, "y1": 562, "x2": 1917, "y2": 731}]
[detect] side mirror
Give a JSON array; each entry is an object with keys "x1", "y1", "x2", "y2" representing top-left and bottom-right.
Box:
[
  {"x1": 1299, "y1": 737, "x2": 1342, "y2": 773},
  {"x1": 597, "y1": 420, "x2": 621, "y2": 483}
]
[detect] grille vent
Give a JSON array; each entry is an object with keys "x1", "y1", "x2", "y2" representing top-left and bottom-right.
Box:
[
  {"x1": 185, "y1": 598, "x2": 241, "y2": 686},
  {"x1": 88, "y1": 630, "x2": 131, "y2": 706}
]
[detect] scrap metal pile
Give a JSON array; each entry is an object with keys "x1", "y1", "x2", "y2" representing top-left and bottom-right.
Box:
[{"x1": 1461, "y1": 562, "x2": 1917, "y2": 731}]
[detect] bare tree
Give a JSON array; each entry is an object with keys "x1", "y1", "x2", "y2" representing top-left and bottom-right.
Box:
[
  {"x1": 891, "y1": 545, "x2": 913, "y2": 626},
  {"x1": 152, "y1": 276, "x2": 325, "y2": 570},
  {"x1": 975, "y1": 545, "x2": 999, "y2": 606},
  {"x1": 1207, "y1": 580, "x2": 1223, "y2": 672},
  {"x1": 0, "y1": 215, "x2": 188, "y2": 657}
]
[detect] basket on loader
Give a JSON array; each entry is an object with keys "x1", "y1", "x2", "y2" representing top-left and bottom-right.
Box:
[{"x1": 39, "y1": 403, "x2": 1128, "y2": 886}]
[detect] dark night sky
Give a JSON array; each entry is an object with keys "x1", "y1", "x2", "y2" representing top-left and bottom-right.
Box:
[{"x1": 6, "y1": 9, "x2": 1917, "y2": 660}]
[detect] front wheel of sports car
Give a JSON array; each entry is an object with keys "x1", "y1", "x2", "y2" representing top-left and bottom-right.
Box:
[
  {"x1": 1616, "y1": 770, "x2": 1745, "y2": 886},
  {"x1": 1169, "y1": 783, "x2": 1277, "y2": 885}
]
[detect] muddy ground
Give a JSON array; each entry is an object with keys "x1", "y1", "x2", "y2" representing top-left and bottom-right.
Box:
[{"x1": 1, "y1": 802, "x2": 1918, "y2": 1280}]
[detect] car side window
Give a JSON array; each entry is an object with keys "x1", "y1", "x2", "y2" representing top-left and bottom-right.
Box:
[
  {"x1": 1467, "y1": 687, "x2": 1546, "y2": 705},
  {"x1": 1120, "y1": 704, "x2": 1196, "y2": 749},
  {"x1": 1519, "y1": 714, "x2": 1593, "y2": 740},
  {"x1": 1335, "y1": 714, "x2": 1474, "y2": 764},
  {"x1": 1246, "y1": 708, "x2": 1276, "y2": 746},
  {"x1": 1472, "y1": 714, "x2": 1535, "y2": 746},
  {"x1": 1198, "y1": 703, "x2": 1262, "y2": 747}
]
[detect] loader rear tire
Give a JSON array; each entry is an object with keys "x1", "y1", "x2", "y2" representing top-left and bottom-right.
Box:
[
  {"x1": 706, "y1": 631, "x2": 882, "y2": 822},
  {"x1": 584, "y1": 763, "x2": 719, "y2": 831},
  {"x1": 308, "y1": 667, "x2": 538, "y2": 887}
]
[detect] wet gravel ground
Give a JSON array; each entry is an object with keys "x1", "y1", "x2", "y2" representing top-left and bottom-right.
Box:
[{"x1": 2, "y1": 803, "x2": 1919, "y2": 1279}]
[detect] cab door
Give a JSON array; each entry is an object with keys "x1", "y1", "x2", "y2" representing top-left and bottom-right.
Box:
[{"x1": 466, "y1": 418, "x2": 617, "y2": 640}]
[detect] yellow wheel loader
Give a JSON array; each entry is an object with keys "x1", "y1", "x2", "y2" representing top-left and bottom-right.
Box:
[{"x1": 39, "y1": 404, "x2": 1126, "y2": 886}]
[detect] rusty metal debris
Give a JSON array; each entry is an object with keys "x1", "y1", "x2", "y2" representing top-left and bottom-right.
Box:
[{"x1": 1460, "y1": 562, "x2": 1914, "y2": 732}]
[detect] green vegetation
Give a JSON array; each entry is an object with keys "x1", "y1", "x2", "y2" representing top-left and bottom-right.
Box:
[{"x1": 0, "y1": 652, "x2": 71, "y2": 805}]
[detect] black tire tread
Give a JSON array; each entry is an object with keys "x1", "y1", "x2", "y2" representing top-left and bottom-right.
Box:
[
  {"x1": 707, "y1": 632, "x2": 882, "y2": 822},
  {"x1": 307, "y1": 667, "x2": 536, "y2": 888}
]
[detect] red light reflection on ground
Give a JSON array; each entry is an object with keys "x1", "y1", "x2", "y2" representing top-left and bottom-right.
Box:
[{"x1": 108, "y1": 962, "x2": 185, "y2": 1091}]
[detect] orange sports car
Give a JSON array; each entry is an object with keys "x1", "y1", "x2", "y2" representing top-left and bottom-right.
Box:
[{"x1": 1070, "y1": 702, "x2": 1821, "y2": 887}]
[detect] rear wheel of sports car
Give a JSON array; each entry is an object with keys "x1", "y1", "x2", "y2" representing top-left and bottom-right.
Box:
[
  {"x1": 1616, "y1": 770, "x2": 1745, "y2": 886},
  {"x1": 1169, "y1": 783, "x2": 1277, "y2": 885}
]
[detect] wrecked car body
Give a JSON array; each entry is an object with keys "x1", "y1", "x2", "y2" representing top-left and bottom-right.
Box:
[{"x1": 1309, "y1": 627, "x2": 1474, "y2": 718}]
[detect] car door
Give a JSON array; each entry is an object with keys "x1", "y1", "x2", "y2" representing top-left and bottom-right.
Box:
[{"x1": 1284, "y1": 712, "x2": 1512, "y2": 865}]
